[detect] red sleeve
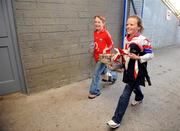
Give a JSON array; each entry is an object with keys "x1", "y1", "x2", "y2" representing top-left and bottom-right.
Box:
[{"x1": 105, "y1": 30, "x2": 113, "y2": 50}]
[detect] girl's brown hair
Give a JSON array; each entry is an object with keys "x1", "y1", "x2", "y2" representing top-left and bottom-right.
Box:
[
  {"x1": 128, "y1": 15, "x2": 144, "y2": 33},
  {"x1": 94, "y1": 15, "x2": 106, "y2": 29}
]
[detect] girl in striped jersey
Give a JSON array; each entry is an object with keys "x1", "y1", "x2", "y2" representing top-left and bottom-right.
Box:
[{"x1": 107, "y1": 15, "x2": 154, "y2": 128}]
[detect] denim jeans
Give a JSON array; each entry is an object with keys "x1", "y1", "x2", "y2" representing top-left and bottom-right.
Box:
[
  {"x1": 109, "y1": 70, "x2": 118, "y2": 81},
  {"x1": 112, "y1": 84, "x2": 144, "y2": 124},
  {"x1": 89, "y1": 61, "x2": 106, "y2": 95}
]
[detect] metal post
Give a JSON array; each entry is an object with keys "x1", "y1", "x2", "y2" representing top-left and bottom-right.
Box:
[
  {"x1": 121, "y1": 0, "x2": 128, "y2": 48},
  {"x1": 141, "y1": 0, "x2": 145, "y2": 18}
]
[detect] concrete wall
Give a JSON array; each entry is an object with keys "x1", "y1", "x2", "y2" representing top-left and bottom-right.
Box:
[
  {"x1": 129, "y1": 0, "x2": 180, "y2": 48},
  {"x1": 175, "y1": 22, "x2": 180, "y2": 44},
  {"x1": 12, "y1": 0, "x2": 123, "y2": 92}
]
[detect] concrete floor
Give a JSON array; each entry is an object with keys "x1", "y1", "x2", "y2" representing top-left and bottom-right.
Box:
[{"x1": 0, "y1": 45, "x2": 180, "y2": 131}]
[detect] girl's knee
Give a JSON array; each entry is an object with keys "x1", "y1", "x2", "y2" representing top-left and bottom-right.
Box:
[{"x1": 120, "y1": 93, "x2": 131, "y2": 100}]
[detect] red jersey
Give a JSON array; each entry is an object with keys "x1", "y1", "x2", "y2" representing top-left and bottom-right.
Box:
[{"x1": 94, "y1": 29, "x2": 113, "y2": 62}]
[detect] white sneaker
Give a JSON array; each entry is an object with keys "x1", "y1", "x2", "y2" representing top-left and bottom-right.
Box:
[
  {"x1": 106, "y1": 120, "x2": 120, "y2": 129},
  {"x1": 131, "y1": 100, "x2": 142, "y2": 106}
]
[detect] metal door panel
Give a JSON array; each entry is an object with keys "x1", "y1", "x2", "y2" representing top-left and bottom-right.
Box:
[
  {"x1": 0, "y1": 0, "x2": 26, "y2": 95},
  {"x1": 0, "y1": 0, "x2": 7, "y2": 37}
]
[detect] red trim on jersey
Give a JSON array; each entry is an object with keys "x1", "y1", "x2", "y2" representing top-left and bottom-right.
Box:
[
  {"x1": 126, "y1": 32, "x2": 140, "y2": 42},
  {"x1": 143, "y1": 45, "x2": 152, "y2": 49}
]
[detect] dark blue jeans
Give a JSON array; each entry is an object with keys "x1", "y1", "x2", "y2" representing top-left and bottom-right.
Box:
[{"x1": 112, "y1": 84, "x2": 144, "y2": 124}]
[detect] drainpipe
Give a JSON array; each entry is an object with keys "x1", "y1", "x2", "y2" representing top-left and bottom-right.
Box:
[
  {"x1": 121, "y1": 0, "x2": 128, "y2": 48},
  {"x1": 131, "y1": 0, "x2": 144, "y2": 18},
  {"x1": 131, "y1": 0, "x2": 137, "y2": 15},
  {"x1": 141, "y1": 0, "x2": 145, "y2": 18}
]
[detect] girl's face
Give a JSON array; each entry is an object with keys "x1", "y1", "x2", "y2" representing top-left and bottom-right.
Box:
[
  {"x1": 94, "y1": 17, "x2": 104, "y2": 31},
  {"x1": 126, "y1": 18, "x2": 140, "y2": 36}
]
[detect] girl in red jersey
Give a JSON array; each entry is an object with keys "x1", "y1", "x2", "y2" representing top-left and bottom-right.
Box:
[{"x1": 88, "y1": 16, "x2": 115, "y2": 99}]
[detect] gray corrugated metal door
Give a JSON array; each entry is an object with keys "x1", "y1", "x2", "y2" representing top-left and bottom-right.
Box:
[{"x1": 0, "y1": 0, "x2": 26, "y2": 95}]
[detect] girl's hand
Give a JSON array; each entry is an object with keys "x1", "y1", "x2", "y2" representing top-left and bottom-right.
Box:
[
  {"x1": 128, "y1": 53, "x2": 140, "y2": 60},
  {"x1": 103, "y1": 48, "x2": 108, "y2": 54}
]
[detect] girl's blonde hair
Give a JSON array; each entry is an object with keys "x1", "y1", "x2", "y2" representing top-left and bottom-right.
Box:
[
  {"x1": 94, "y1": 15, "x2": 106, "y2": 29},
  {"x1": 128, "y1": 15, "x2": 144, "y2": 33}
]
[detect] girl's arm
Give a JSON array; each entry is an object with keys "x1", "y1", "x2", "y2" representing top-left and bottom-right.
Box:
[
  {"x1": 103, "y1": 31, "x2": 113, "y2": 53},
  {"x1": 139, "y1": 39, "x2": 154, "y2": 63}
]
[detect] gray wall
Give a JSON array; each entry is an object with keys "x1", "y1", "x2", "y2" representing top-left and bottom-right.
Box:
[
  {"x1": 130, "y1": 0, "x2": 180, "y2": 48},
  {"x1": 12, "y1": 0, "x2": 123, "y2": 92},
  {"x1": 175, "y1": 22, "x2": 180, "y2": 43}
]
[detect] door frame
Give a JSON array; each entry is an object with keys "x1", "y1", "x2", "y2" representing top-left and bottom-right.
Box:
[{"x1": 3, "y1": 0, "x2": 28, "y2": 95}]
